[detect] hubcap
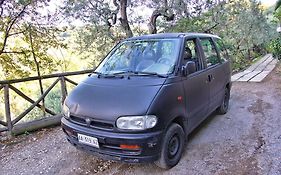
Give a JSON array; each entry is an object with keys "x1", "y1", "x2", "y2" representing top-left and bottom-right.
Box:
[{"x1": 168, "y1": 134, "x2": 180, "y2": 159}]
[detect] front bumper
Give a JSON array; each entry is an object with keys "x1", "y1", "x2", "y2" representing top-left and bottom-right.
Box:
[{"x1": 61, "y1": 117, "x2": 163, "y2": 163}]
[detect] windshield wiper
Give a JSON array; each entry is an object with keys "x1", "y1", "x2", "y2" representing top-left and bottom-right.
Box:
[
  {"x1": 89, "y1": 71, "x2": 102, "y2": 76},
  {"x1": 112, "y1": 70, "x2": 136, "y2": 75},
  {"x1": 112, "y1": 70, "x2": 167, "y2": 78},
  {"x1": 89, "y1": 71, "x2": 124, "y2": 78},
  {"x1": 134, "y1": 71, "x2": 167, "y2": 78}
]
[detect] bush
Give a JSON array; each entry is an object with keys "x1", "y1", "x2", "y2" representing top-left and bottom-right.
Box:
[
  {"x1": 232, "y1": 55, "x2": 251, "y2": 73},
  {"x1": 45, "y1": 89, "x2": 62, "y2": 114},
  {"x1": 268, "y1": 36, "x2": 281, "y2": 60}
]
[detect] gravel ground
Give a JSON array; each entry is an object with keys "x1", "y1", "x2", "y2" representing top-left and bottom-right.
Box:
[{"x1": 1, "y1": 64, "x2": 281, "y2": 175}]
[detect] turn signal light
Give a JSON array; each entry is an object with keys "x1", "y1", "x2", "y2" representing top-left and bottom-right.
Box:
[{"x1": 120, "y1": 144, "x2": 140, "y2": 150}]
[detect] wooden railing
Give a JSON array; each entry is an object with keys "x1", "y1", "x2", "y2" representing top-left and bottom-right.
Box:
[{"x1": 0, "y1": 69, "x2": 93, "y2": 136}]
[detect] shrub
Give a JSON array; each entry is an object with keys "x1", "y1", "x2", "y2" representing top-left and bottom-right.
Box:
[{"x1": 268, "y1": 36, "x2": 281, "y2": 60}]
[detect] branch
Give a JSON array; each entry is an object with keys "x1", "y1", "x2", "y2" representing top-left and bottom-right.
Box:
[
  {"x1": 1, "y1": 51, "x2": 26, "y2": 54},
  {"x1": 111, "y1": 0, "x2": 120, "y2": 25},
  {"x1": 148, "y1": 8, "x2": 174, "y2": 34},
  {"x1": 0, "y1": 0, "x2": 4, "y2": 6},
  {"x1": 0, "y1": 3, "x2": 30, "y2": 55},
  {"x1": 0, "y1": 0, "x2": 4, "y2": 17},
  {"x1": 204, "y1": 23, "x2": 219, "y2": 33},
  {"x1": 8, "y1": 29, "x2": 28, "y2": 37}
]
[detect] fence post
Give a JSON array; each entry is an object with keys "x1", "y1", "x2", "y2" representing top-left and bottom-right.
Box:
[
  {"x1": 4, "y1": 84, "x2": 12, "y2": 137},
  {"x1": 60, "y1": 77, "x2": 68, "y2": 104}
]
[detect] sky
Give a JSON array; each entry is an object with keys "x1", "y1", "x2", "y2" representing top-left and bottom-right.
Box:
[{"x1": 260, "y1": 0, "x2": 277, "y2": 6}]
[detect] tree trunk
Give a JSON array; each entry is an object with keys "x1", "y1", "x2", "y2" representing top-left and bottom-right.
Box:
[
  {"x1": 29, "y1": 28, "x2": 46, "y2": 115},
  {"x1": 119, "y1": 0, "x2": 133, "y2": 38},
  {"x1": 148, "y1": 10, "x2": 162, "y2": 34},
  {"x1": 148, "y1": 9, "x2": 174, "y2": 34},
  {"x1": 147, "y1": 0, "x2": 174, "y2": 34}
]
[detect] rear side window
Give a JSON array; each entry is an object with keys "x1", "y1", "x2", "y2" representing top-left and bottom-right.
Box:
[
  {"x1": 214, "y1": 38, "x2": 229, "y2": 62},
  {"x1": 200, "y1": 38, "x2": 220, "y2": 67}
]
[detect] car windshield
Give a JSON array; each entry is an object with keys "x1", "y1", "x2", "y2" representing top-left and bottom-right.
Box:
[{"x1": 95, "y1": 39, "x2": 181, "y2": 75}]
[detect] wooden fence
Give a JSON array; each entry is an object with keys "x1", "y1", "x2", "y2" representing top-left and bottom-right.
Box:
[{"x1": 0, "y1": 69, "x2": 93, "y2": 136}]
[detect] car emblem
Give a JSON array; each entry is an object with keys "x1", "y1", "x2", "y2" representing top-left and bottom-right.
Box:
[{"x1": 85, "y1": 118, "x2": 91, "y2": 126}]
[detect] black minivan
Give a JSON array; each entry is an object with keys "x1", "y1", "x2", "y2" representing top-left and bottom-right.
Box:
[{"x1": 61, "y1": 33, "x2": 231, "y2": 169}]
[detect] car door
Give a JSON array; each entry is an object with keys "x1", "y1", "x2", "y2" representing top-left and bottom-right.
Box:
[
  {"x1": 198, "y1": 37, "x2": 226, "y2": 113},
  {"x1": 182, "y1": 38, "x2": 210, "y2": 132}
]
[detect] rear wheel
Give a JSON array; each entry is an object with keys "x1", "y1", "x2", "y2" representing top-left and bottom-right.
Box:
[
  {"x1": 217, "y1": 87, "x2": 230, "y2": 114},
  {"x1": 155, "y1": 123, "x2": 185, "y2": 169}
]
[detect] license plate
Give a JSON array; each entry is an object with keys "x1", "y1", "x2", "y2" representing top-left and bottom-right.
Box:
[{"x1": 77, "y1": 133, "x2": 99, "y2": 148}]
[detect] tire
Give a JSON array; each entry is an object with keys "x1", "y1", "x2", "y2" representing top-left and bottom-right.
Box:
[
  {"x1": 217, "y1": 87, "x2": 230, "y2": 115},
  {"x1": 155, "y1": 123, "x2": 185, "y2": 169}
]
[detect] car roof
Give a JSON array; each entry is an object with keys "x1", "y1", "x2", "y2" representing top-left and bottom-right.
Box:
[{"x1": 125, "y1": 33, "x2": 220, "y2": 41}]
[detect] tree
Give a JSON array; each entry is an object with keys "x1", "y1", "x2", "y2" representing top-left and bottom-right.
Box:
[
  {"x1": 0, "y1": 0, "x2": 65, "y2": 80},
  {"x1": 169, "y1": 0, "x2": 276, "y2": 71},
  {"x1": 62, "y1": 0, "x2": 133, "y2": 40},
  {"x1": 276, "y1": 0, "x2": 281, "y2": 11},
  {"x1": 60, "y1": 0, "x2": 227, "y2": 60},
  {"x1": 275, "y1": 0, "x2": 281, "y2": 21}
]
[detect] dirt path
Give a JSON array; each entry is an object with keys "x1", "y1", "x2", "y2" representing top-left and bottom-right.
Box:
[{"x1": 1, "y1": 64, "x2": 281, "y2": 175}]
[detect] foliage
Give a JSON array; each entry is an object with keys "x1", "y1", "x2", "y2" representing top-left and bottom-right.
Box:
[
  {"x1": 276, "y1": 0, "x2": 281, "y2": 11},
  {"x1": 268, "y1": 36, "x2": 281, "y2": 60},
  {"x1": 0, "y1": 0, "x2": 66, "y2": 80},
  {"x1": 45, "y1": 89, "x2": 62, "y2": 114},
  {"x1": 169, "y1": 0, "x2": 276, "y2": 71}
]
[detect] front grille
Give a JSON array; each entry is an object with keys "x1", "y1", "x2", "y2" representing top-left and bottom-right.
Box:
[{"x1": 69, "y1": 115, "x2": 114, "y2": 130}]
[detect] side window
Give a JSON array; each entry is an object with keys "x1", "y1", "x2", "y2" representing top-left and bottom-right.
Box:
[
  {"x1": 185, "y1": 40, "x2": 197, "y2": 59},
  {"x1": 214, "y1": 38, "x2": 229, "y2": 62},
  {"x1": 183, "y1": 39, "x2": 200, "y2": 71},
  {"x1": 200, "y1": 38, "x2": 220, "y2": 67}
]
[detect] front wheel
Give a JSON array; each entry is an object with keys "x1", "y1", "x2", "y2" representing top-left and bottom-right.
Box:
[
  {"x1": 155, "y1": 123, "x2": 185, "y2": 169},
  {"x1": 217, "y1": 87, "x2": 230, "y2": 115}
]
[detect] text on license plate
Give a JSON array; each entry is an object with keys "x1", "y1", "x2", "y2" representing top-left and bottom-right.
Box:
[{"x1": 77, "y1": 133, "x2": 99, "y2": 148}]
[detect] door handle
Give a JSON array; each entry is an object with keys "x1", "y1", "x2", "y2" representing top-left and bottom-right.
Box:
[{"x1": 207, "y1": 74, "x2": 213, "y2": 82}]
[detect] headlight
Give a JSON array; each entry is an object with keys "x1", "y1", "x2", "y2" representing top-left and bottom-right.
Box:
[
  {"x1": 62, "y1": 101, "x2": 70, "y2": 119},
  {"x1": 116, "y1": 115, "x2": 157, "y2": 130}
]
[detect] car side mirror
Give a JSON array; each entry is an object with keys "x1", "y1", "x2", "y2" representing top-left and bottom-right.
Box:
[{"x1": 182, "y1": 61, "x2": 196, "y2": 76}]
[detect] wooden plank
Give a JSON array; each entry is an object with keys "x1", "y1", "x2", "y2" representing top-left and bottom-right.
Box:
[
  {"x1": 0, "y1": 84, "x2": 4, "y2": 91},
  {"x1": 0, "y1": 127, "x2": 8, "y2": 132},
  {"x1": 255, "y1": 56, "x2": 274, "y2": 71},
  {"x1": 232, "y1": 55, "x2": 277, "y2": 82},
  {"x1": 0, "y1": 120, "x2": 7, "y2": 126},
  {"x1": 231, "y1": 71, "x2": 248, "y2": 81},
  {"x1": 0, "y1": 69, "x2": 93, "y2": 84},
  {"x1": 249, "y1": 71, "x2": 271, "y2": 82},
  {"x1": 9, "y1": 85, "x2": 56, "y2": 116},
  {"x1": 12, "y1": 78, "x2": 60, "y2": 125},
  {"x1": 64, "y1": 77, "x2": 78, "y2": 86},
  {"x1": 246, "y1": 54, "x2": 270, "y2": 72},
  {"x1": 60, "y1": 77, "x2": 68, "y2": 104},
  {"x1": 264, "y1": 59, "x2": 277, "y2": 71},
  {"x1": 4, "y1": 84, "x2": 12, "y2": 134},
  {"x1": 238, "y1": 71, "x2": 262, "y2": 82},
  {"x1": 12, "y1": 115, "x2": 62, "y2": 136}
]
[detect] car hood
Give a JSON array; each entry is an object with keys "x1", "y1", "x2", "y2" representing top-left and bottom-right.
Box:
[{"x1": 65, "y1": 76, "x2": 165, "y2": 122}]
